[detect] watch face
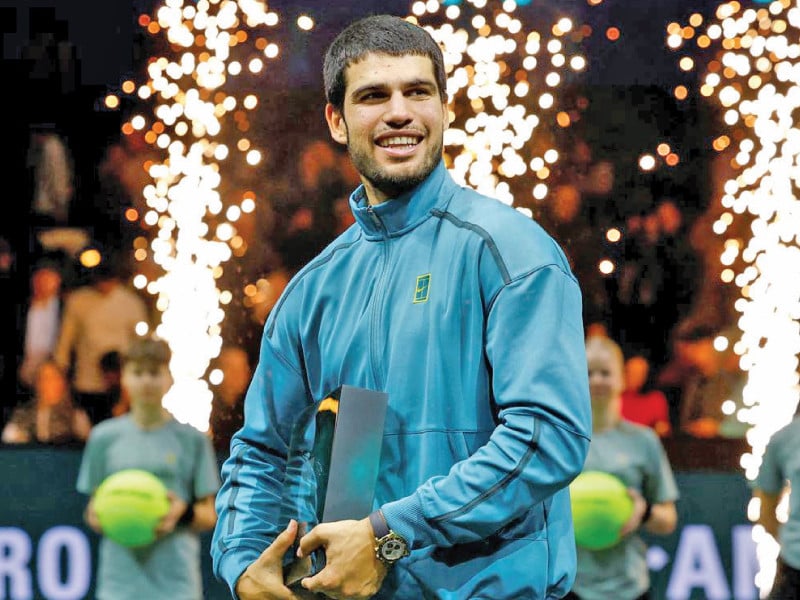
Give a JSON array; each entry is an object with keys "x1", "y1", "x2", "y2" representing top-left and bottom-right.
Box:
[{"x1": 380, "y1": 537, "x2": 408, "y2": 562}]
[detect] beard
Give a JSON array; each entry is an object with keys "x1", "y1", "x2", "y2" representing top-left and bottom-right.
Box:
[{"x1": 345, "y1": 129, "x2": 443, "y2": 200}]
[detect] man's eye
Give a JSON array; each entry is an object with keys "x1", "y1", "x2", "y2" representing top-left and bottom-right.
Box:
[{"x1": 361, "y1": 92, "x2": 385, "y2": 101}]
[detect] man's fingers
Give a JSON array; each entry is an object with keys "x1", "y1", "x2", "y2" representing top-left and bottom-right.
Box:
[
  {"x1": 260, "y1": 519, "x2": 299, "y2": 562},
  {"x1": 296, "y1": 523, "x2": 325, "y2": 558}
]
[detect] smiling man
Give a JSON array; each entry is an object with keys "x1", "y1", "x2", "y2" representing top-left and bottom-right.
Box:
[{"x1": 211, "y1": 14, "x2": 592, "y2": 600}]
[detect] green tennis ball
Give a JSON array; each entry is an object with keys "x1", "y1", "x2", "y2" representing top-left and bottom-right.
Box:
[
  {"x1": 570, "y1": 470, "x2": 634, "y2": 551},
  {"x1": 93, "y1": 469, "x2": 170, "y2": 548}
]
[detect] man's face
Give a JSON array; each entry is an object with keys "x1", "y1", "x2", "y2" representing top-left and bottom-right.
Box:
[{"x1": 325, "y1": 53, "x2": 448, "y2": 205}]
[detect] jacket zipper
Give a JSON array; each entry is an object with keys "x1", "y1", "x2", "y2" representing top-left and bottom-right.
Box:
[{"x1": 367, "y1": 205, "x2": 390, "y2": 389}]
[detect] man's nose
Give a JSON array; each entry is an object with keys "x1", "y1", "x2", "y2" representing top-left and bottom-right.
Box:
[{"x1": 384, "y1": 92, "x2": 413, "y2": 125}]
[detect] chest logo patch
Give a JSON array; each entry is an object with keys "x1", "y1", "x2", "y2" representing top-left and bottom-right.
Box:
[{"x1": 413, "y1": 273, "x2": 431, "y2": 304}]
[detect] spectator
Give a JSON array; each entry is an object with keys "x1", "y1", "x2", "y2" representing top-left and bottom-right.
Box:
[
  {"x1": 658, "y1": 322, "x2": 746, "y2": 438},
  {"x1": 209, "y1": 345, "x2": 251, "y2": 456},
  {"x1": 621, "y1": 354, "x2": 671, "y2": 437},
  {"x1": 76, "y1": 336, "x2": 220, "y2": 600},
  {"x1": 751, "y1": 403, "x2": 800, "y2": 599},
  {"x1": 568, "y1": 335, "x2": 678, "y2": 600},
  {"x1": 18, "y1": 257, "x2": 63, "y2": 392},
  {"x1": 54, "y1": 253, "x2": 149, "y2": 424},
  {"x1": 2, "y1": 359, "x2": 90, "y2": 445}
]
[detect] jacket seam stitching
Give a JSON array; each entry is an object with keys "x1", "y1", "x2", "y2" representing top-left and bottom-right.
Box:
[
  {"x1": 430, "y1": 209, "x2": 511, "y2": 284},
  {"x1": 267, "y1": 237, "x2": 359, "y2": 337}
]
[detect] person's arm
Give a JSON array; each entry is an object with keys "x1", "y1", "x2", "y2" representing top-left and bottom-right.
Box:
[
  {"x1": 754, "y1": 488, "x2": 781, "y2": 539},
  {"x1": 621, "y1": 430, "x2": 680, "y2": 537},
  {"x1": 654, "y1": 391, "x2": 672, "y2": 437},
  {"x1": 620, "y1": 489, "x2": 678, "y2": 536},
  {"x1": 72, "y1": 409, "x2": 92, "y2": 441},
  {"x1": 211, "y1": 326, "x2": 311, "y2": 599},
  {"x1": 76, "y1": 428, "x2": 108, "y2": 535},
  {"x1": 382, "y1": 265, "x2": 591, "y2": 550},
  {"x1": 183, "y1": 432, "x2": 221, "y2": 533},
  {"x1": 83, "y1": 496, "x2": 103, "y2": 534},
  {"x1": 752, "y1": 431, "x2": 785, "y2": 540},
  {"x1": 157, "y1": 493, "x2": 217, "y2": 535},
  {"x1": 53, "y1": 294, "x2": 77, "y2": 373},
  {"x1": 645, "y1": 501, "x2": 678, "y2": 535},
  {"x1": 188, "y1": 495, "x2": 217, "y2": 531}
]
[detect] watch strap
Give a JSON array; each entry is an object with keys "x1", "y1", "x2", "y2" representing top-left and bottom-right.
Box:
[{"x1": 369, "y1": 509, "x2": 390, "y2": 539}]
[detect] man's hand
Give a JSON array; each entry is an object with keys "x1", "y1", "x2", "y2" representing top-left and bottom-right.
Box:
[
  {"x1": 298, "y1": 517, "x2": 387, "y2": 600},
  {"x1": 155, "y1": 491, "x2": 188, "y2": 536},
  {"x1": 236, "y1": 520, "x2": 306, "y2": 600}
]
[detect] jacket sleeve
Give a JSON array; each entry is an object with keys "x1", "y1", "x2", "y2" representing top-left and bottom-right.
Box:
[
  {"x1": 381, "y1": 264, "x2": 592, "y2": 549},
  {"x1": 210, "y1": 323, "x2": 310, "y2": 597}
]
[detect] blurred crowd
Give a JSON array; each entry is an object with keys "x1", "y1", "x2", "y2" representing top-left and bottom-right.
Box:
[
  {"x1": 0, "y1": 5, "x2": 751, "y2": 454},
  {"x1": 0, "y1": 126, "x2": 750, "y2": 451}
]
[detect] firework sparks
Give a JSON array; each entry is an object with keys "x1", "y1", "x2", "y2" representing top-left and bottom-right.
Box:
[
  {"x1": 409, "y1": 0, "x2": 587, "y2": 208},
  {"x1": 125, "y1": 0, "x2": 280, "y2": 430},
  {"x1": 668, "y1": 1, "x2": 800, "y2": 594}
]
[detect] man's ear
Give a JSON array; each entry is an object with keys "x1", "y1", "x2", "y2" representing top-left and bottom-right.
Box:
[{"x1": 325, "y1": 104, "x2": 348, "y2": 146}]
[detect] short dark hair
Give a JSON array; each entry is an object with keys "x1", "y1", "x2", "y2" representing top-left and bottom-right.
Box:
[
  {"x1": 323, "y1": 14, "x2": 447, "y2": 111},
  {"x1": 123, "y1": 337, "x2": 171, "y2": 368}
]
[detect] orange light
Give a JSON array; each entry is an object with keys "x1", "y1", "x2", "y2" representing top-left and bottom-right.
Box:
[{"x1": 606, "y1": 27, "x2": 620, "y2": 41}]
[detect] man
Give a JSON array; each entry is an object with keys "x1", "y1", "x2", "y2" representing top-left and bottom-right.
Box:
[
  {"x1": 211, "y1": 14, "x2": 591, "y2": 600},
  {"x1": 752, "y1": 408, "x2": 800, "y2": 599},
  {"x1": 77, "y1": 337, "x2": 220, "y2": 599},
  {"x1": 54, "y1": 254, "x2": 149, "y2": 424}
]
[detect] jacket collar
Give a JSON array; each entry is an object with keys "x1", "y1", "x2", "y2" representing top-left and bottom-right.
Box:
[{"x1": 350, "y1": 160, "x2": 456, "y2": 239}]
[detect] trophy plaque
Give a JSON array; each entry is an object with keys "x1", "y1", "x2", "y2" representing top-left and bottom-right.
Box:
[{"x1": 279, "y1": 385, "x2": 389, "y2": 588}]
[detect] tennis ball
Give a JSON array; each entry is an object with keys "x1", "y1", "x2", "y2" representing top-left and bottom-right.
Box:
[
  {"x1": 93, "y1": 469, "x2": 170, "y2": 548},
  {"x1": 570, "y1": 470, "x2": 634, "y2": 551}
]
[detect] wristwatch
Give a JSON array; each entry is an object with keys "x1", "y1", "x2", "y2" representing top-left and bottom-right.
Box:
[{"x1": 368, "y1": 510, "x2": 409, "y2": 566}]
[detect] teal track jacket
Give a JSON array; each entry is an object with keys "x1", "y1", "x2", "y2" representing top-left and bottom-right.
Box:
[{"x1": 211, "y1": 160, "x2": 592, "y2": 599}]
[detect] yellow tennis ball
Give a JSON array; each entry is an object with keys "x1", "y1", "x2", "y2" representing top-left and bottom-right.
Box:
[
  {"x1": 93, "y1": 469, "x2": 170, "y2": 548},
  {"x1": 570, "y1": 470, "x2": 634, "y2": 550}
]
